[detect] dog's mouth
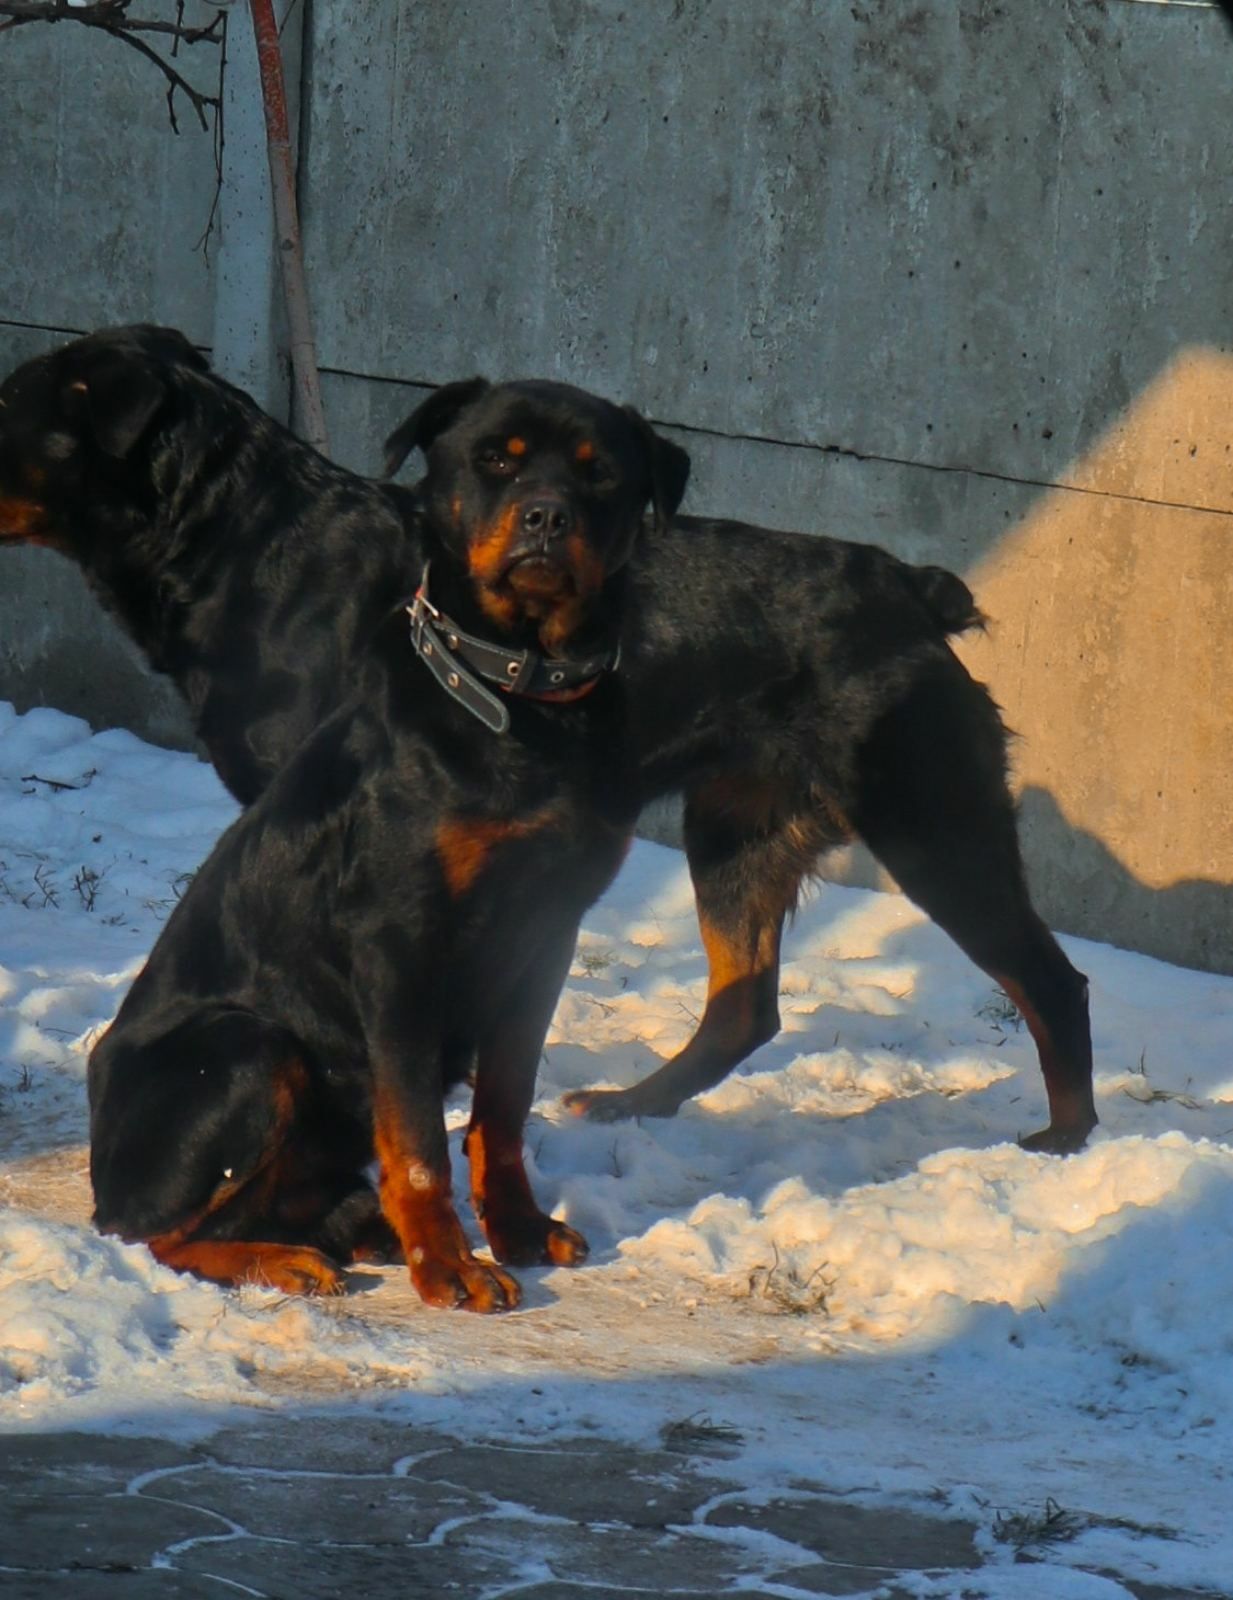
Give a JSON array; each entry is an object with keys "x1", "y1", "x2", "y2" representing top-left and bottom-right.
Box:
[
  {"x1": 502, "y1": 548, "x2": 577, "y2": 594},
  {"x1": 466, "y1": 502, "x2": 606, "y2": 637}
]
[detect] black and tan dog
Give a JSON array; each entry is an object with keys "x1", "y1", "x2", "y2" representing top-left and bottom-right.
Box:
[
  {"x1": 87, "y1": 379, "x2": 687, "y2": 1310},
  {"x1": 389, "y1": 396, "x2": 1096, "y2": 1155},
  {"x1": 0, "y1": 325, "x2": 419, "y2": 805},
  {"x1": 1, "y1": 331, "x2": 1095, "y2": 1160}
]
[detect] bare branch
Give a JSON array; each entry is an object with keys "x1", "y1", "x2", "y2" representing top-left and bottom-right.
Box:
[
  {"x1": 1, "y1": 0, "x2": 228, "y2": 249},
  {"x1": 0, "y1": 2, "x2": 225, "y2": 45},
  {"x1": 104, "y1": 18, "x2": 216, "y2": 130},
  {"x1": 194, "y1": 7, "x2": 227, "y2": 260},
  {"x1": 0, "y1": 1, "x2": 225, "y2": 135}
]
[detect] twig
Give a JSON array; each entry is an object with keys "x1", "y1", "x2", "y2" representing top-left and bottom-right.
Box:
[
  {"x1": 0, "y1": 3, "x2": 224, "y2": 132},
  {"x1": 194, "y1": 4, "x2": 227, "y2": 258},
  {"x1": 21, "y1": 770, "x2": 96, "y2": 792},
  {"x1": 0, "y1": 2, "x2": 223, "y2": 42}
]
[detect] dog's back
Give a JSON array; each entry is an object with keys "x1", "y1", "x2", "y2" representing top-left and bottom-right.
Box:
[{"x1": 0, "y1": 325, "x2": 423, "y2": 802}]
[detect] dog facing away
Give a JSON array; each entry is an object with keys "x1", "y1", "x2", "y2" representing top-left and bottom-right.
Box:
[
  {"x1": 88, "y1": 379, "x2": 688, "y2": 1310},
  {"x1": 0, "y1": 324, "x2": 421, "y2": 804},
  {"x1": 390, "y1": 397, "x2": 1096, "y2": 1154}
]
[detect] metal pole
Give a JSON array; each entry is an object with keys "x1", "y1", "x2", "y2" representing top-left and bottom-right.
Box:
[{"x1": 248, "y1": 0, "x2": 329, "y2": 454}]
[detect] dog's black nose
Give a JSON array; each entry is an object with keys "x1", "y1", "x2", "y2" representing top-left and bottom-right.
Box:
[{"x1": 520, "y1": 498, "x2": 573, "y2": 540}]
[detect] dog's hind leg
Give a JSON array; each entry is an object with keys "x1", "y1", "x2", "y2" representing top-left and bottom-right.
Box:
[
  {"x1": 89, "y1": 1009, "x2": 349, "y2": 1293},
  {"x1": 306, "y1": 1183, "x2": 401, "y2": 1264},
  {"x1": 850, "y1": 669, "x2": 1095, "y2": 1155},
  {"x1": 566, "y1": 775, "x2": 839, "y2": 1121}
]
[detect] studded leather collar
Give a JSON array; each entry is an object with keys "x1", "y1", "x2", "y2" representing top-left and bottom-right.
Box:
[{"x1": 406, "y1": 563, "x2": 617, "y2": 735}]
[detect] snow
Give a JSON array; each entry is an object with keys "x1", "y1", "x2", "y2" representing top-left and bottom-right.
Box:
[{"x1": 2, "y1": 700, "x2": 1232, "y2": 1594}]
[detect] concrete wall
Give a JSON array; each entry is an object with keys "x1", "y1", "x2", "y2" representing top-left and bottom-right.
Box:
[
  {"x1": 2, "y1": 0, "x2": 1231, "y2": 972},
  {"x1": 0, "y1": 2, "x2": 225, "y2": 748}
]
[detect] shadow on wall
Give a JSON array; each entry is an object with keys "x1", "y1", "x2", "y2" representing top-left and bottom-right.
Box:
[
  {"x1": 953, "y1": 344, "x2": 1233, "y2": 978},
  {"x1": 763, "y1": 786, "x2": 1232, "y2": 983},
  {"x1": 1019, "y1": 785, "x2": 1233, "y2": 978}
]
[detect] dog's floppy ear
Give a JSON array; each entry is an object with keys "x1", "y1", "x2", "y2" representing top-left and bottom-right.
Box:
[
  {"x1": 383, "y1": 377, "x2": 490, "y2": 477},
  {"x1": 62, "y1": 359, "x2": 168, "y2": 460},
  {"x1": 623, "y1": 406, "x2": 691, "y2": 533}
]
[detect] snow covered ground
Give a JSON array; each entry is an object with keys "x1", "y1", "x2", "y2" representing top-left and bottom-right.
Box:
[{"x1": 1, "y1": 699, "x2": 1232, "y2": 1597}]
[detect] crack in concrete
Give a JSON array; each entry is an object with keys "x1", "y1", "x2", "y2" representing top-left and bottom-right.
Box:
[
  {"x1": 653, "y1": 416, "x2": 1233, "y2": 521},
  {"x1": 1112, "y1": 2, "x2": 1224, "y2": 11},
  {"x1": 0, "y1": 315, "x2": 90, "y2": 340},
  {"x1": 0, "y1": 315, "x2": 213, "y2": 357},
  {"x1": 1, "y1": 332, "x2": 1221, "y2": 524},
  {"x1": 318, "y1": 363, "x2": 1233, "y2": 523}
]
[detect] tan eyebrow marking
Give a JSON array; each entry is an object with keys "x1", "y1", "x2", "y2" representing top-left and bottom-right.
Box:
[
  {"x1": 574, "y1": 440, "x2": 595, "y2": 463},
  {"x1": 506, "y1": 436, "x2": 527, "y2": 457}
]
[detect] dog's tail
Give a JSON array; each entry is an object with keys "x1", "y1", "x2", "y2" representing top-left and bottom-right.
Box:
[{"x1": 906, "y1": 564, "x2": 985, "y2": 637}]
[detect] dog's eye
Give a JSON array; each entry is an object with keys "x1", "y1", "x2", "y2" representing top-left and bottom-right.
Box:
[
  {"x1": 477, "y1": 449, "x2": 517, "y2": 476},
  {"x1": 580, "y1": 456, "x2": 617, "y2": 493}
]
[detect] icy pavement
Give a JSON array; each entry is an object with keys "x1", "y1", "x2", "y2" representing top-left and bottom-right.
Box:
[
  {"x1": 1, "y1": 702, "x2": 1232, "y2": 1598},
  {"x1": 4, "y1": 1419, "x2": 1208, "y2": 1600}
]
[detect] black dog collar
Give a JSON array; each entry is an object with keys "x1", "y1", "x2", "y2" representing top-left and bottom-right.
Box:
[{"x1": 406, "y1": 564, "x2": 617, "y2": 735}]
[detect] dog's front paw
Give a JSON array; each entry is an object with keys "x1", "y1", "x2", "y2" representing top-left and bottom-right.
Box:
[
  {"x1": 409, "y1": 1248, "x2": 522, "y2": 1313},
  {"x1": 484, "y1": 1211, "x2": 590, "y2": 1268}
]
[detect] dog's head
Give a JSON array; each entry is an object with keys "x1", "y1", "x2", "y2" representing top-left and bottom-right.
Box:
[
  {"x1": 0, "y1": 325, "x2": 208, "y2": 556},
  {"x1": 384, "y1": 378, "x2": 689, "y2": 650}
]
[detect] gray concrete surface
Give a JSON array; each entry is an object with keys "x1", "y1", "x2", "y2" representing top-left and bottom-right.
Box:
[
  {"x1": 1, "y1": 1418, "x2": 1212, "y2": 1600},
  {"x1": 0, "y1": 6, "x2": 220, "y2": 351},
  {"x1": 305, "y1": 1, "x2": 1231, "y2": 505},
  {"x1": 0, "y1": 2, "x2": 222, "y2": 754},
  {"x1": 2, "y1": 1, "x2": 1231, "y2": 971}
]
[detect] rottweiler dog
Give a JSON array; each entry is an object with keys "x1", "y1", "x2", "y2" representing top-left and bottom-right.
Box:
[
  {"x1": 388, "y1": 392, "x2": 1096, "y2": 1155},
  {"x1": 0, "y1": 324, "x2": 419, "y2": 805},
  {"x1": 87, "y1": 379, "x2": 689, "y2": 1309},
  {"x1": 2, "y1": 330, "x2": 1094, "y2": 1155}
]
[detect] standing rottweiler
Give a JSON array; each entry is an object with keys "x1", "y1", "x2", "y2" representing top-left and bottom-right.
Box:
[
  {"x1": 87, "y1": 379, "x2": 689, "y2": 1310},
  {"x1": 391, "y1": 399, "x2": 1096, "y2": 1155}
]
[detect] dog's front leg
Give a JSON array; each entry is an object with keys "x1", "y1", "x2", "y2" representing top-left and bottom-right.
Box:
[
  {"x1": 358, "y1": 938, "x2": 521, "y2": 1313},
  {"x1": 370, "y1": 1065, "x2": 521, "y2": 1312},
  {"x1": 465, "y1": 923, "x2": 589, "y2": 1269}
]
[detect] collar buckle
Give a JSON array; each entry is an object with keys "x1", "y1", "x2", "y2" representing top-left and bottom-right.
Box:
[
  {"x1": 406, "y1": 564, "x2": 510, "y2": 735},
  {"x1": 406, "y1": 563, "x2": 616, "y2": 734}
]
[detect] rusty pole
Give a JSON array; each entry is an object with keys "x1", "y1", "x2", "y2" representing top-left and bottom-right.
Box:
[{"x1": 248, "y1": 0, "x2": 329, "y2": 454}]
